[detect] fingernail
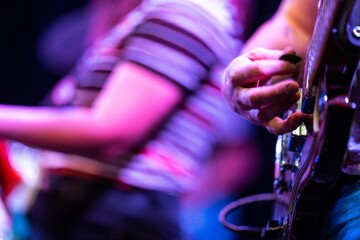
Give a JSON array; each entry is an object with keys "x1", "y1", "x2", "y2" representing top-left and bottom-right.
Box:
[{"x1": 285, "y1": 84, "x2": 297, "y2": 95}]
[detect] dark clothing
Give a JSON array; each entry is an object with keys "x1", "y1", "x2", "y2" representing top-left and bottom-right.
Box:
[{"x1": 28, "y1": 174, "x2": 182, "y2": 240}]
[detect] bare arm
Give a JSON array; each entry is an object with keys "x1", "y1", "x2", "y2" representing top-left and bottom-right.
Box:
[
  {"x1": 0, "y1": 62, "x2": 182, "y2": 160},
  {"x1": 242, "y1": 0, "x2": 318, "y2": 57}
]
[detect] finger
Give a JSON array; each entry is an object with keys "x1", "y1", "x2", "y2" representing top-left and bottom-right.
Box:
[
  {"x1": 245, "y1": 47, "x2": 296, "y2": 61},
  {"x1": 243, "y1": 92, "x2": 300, "y2": 125},
  {"x1": 228, "y1": 60, "x2": 296, "y2": 88},
  {"x1": 257, "y1": 91, "x2": 301, "y2": 122},
  {"x1": 236, "y1": 80, "x2": 299, "y2": 108},
  {"x1": 224, "y1": 48, "x2": 298, "y2": 87},
  {"x1": 266, "y1": 111, "x2": 307, "y2": 135}
]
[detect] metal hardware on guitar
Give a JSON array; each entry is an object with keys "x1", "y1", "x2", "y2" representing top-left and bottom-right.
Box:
[
  {"x1": 274, "y1": 89, "x2": 307, "y2": 196},
  {"x1": 219, "y1": 0, "x2": 360, "y2": 239},
  {"x1": 219, "y1": 58, "x2": 305, "y2": 240},
  {"x1": 271, "y1": 90, "x2": 307, "y2": 235},
  {"x1": 218, "y1": 94, "x2": 307, "y2": 239}
]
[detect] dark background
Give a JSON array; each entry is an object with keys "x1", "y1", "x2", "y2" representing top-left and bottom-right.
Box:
[
  {"x1": 0, "y1": 0, "x2": 281, "y2": 106},
  {"x1": 0, "y1": 0, "x2": 88, "y2": 106}
]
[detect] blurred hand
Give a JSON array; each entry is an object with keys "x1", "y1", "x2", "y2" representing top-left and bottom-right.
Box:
[{"x1": 222, "y1": 47, "x2": 307, "y2": 135}]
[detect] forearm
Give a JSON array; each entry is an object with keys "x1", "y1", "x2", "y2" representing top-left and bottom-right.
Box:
[
  {"x1": 0, "y1": 65, "x2": 182, "y2": 160},
  {"x1": 0, "y1": 106, "x2": 129, "y2": 159}
]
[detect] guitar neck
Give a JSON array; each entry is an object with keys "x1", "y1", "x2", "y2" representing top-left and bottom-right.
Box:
[{"x1": 302, "y1": 0, "x2": 342, "y2": 97}]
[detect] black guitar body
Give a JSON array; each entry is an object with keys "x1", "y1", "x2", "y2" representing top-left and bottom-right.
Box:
[
  {"x1": 284, "y1": 0, "x2": 360, "y2": 239},
  {"x1": 285, "y1": 105, "x2": 355, "y2": 239},
  {"x1": 219, "y1": 1, "x2": 360, "y2": 239}
]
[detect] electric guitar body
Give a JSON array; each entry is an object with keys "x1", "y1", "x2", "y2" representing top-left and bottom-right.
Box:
[
  {"x1": 219, "y1": 1, "x2": 360, "y2": 239},
  {"x1": 282, "y1": 0, "x2": 360, "y2": 239}
]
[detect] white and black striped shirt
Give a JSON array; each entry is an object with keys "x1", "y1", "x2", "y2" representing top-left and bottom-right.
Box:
[{"x1": 72, "y1": 0, "x2": 245, "y2": 193}]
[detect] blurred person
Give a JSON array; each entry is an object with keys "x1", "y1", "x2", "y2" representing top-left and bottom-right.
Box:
[
  {"x1": 0, "y1": 140, "x2": 35, "y2": 240},
  {"x1": 38, "y1": 1, "x2": 265, "y2": 240},
  {"x1": 0, "y1": 140, "x2": 22, "y2": 239},
  {"x1": 223, "y1": 0, "x2": 360, "y2": 239},
  {"x1": 0, "y1": 0, "x2": 255, "y2": 239},
  {"x1": 180, "y1": 113, "x2": 261, "y2": 240},
  {"x1": 0, "y1": 140, "x2": 23, "y2": 203}
]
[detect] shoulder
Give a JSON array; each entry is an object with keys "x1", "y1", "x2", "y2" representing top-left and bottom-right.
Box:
[
  {"x1": 145, "y1": 0, "x2": 241, "y2": 34},
  {"x1": 138, "y1": 0, "x2": 243, "y2": 58}
]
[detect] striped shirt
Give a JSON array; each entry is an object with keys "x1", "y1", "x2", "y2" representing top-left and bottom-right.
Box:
[{"x1": 54, "y1": 0, "x2": 245, "y2": 194}]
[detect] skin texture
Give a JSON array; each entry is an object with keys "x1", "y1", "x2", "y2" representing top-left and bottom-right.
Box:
[
  {"x1": 0, "y1": 62, "x2": 182, "y2": 161},
  {"x1": 223, "y1": 0, "x2": 318, "y2": 134}
]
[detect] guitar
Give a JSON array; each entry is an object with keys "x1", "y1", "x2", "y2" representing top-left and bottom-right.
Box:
[
  {"x1": 219, "y1": 0, "x2": 360, "y2": 239},
  {"x1": 280, "y1": 0, "x2": 360, "y2": 238}
]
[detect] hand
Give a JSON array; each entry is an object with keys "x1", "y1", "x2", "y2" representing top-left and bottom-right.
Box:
[{"x1": 222, "y1": 47, "x2": 307, "y2": 135}]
